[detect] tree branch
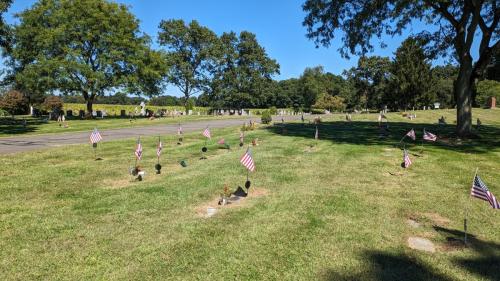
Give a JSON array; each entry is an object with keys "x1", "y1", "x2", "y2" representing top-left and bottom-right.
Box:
[{"x1": 423, "y1": 0, "x2": 460, "y2": 29}]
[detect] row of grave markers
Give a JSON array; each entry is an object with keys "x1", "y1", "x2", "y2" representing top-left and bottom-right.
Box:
[
  {"x1": 90, "y1": 118, "x2": 498, "y2": 240},
  {"x1": 89, "y1": 124, "x2": 256, "y2": 196}
]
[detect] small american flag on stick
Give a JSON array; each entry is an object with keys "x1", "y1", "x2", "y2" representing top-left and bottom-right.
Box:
[
  {"x1": 423, "y1": 129, "x2": 437, "y2": 141},
  {"x1": 135, "y1": 137, "x2": 143, "y2": 160},
  {"x1": 406, "y1": 129, "x2": 416, "y2": 140},
  {"x1": 203, "y1": 127, "x2": 211, "y2": 139},
  {"x1": 90, "y1": 128, "x2": 102, "y2": 144},
  {"x1": 217, "y1": 138, "x2": 225, "y2": 145},
  {"x1": 403, "y1": 149, "x2": 412, "y2": 168},
  {"x1": 471, "y1": 175, "x2": 500, "y2": 209},
  {"x1": 156, "y1": 138, "x2": 162, "y2": 157},
  {"x1": 240, "y1": 147, "x2": 255, "y2": 172}
]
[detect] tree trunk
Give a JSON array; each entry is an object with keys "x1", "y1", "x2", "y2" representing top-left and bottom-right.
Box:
[
  {"x1": 86, "y1": 99, "x2": 93, "y2": 118},
  {"x1": 455, "y1": 58, "x2": 473, "y2": 137}
]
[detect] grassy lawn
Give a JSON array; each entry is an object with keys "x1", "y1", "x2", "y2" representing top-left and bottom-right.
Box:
[
  {"x1": 0, "y1": 109, "x2": 499, "y2": 280},
  {"x1": 0, "y1": 114, "x2": 248, "y2": 137}
]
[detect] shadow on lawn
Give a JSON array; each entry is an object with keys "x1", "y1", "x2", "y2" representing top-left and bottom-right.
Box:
[
  {"x1": 0, "y1": 117, "x2": 42, "y2": 135},
  {"x1": 433, "y1": 226, "x2": 500, "y2": 281},
  {"x1": 266, "y1": 121, "x2": 500, "y2": 154},
  {"x1": 322, "y1": 250, "x2": 453, "y2": 281}
]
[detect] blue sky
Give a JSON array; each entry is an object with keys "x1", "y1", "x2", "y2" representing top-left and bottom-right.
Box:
[{"x1": 3, "y1": 0, "x2": 465, "y2": 96}]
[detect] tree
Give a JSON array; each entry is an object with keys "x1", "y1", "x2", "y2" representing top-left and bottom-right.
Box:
[
  {"x1": 432, "y1": 64, "x2": 459, "y2": 108},
  {"x1": 391, "y1": 38, "x2": 434, "y2": 110},
  {"x1": 0, "y1": 89, "x2": 28, "y2": 115},
  {"x1": 208, "y1": 31, "x2": 279, "y2": 109},
  {"x1": 313, "y1": 93, "x2": 346, "y2": 112},
  {"x1": 0, "y1": 0, "x2": 12, "y2": 52},
  {"x1": 158, "y1": 19, "x2": 218, "y2": 112},
  {"x1": 476, "y1": 79, "x2": 500, "y2": 106},
  {"x1": 343, "y1": 56, "x2": 392, "y2": 111},
  {"x1": 8, "y1": 0, "x2": 160, "y2": 116},
  {"x1": 303, "y1": 0, "x2": 500, "y2": 136},
  {"x1": 41, "y1": 96, "x2": 63, "y2": 113}
]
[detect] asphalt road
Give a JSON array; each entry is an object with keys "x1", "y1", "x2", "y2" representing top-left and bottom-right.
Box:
[{"x1": 0, "y1": 115, "x2": 302, "y2": 154}]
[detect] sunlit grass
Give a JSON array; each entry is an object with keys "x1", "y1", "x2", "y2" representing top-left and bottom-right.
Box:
[{"x1": 0, "y1": 109, "x2": 499, "y2": 280}]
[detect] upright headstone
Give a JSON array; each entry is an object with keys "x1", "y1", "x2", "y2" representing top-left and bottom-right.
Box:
[
  {"x1": 489, "y1": 96, "x2": 496, "y2": 108},
  {"x1": 120, "y1": 109, "x2": 126, "y2": 117},
  {"x1": 66, "y1": 110, "x2": 73, "y2": 117},
  {"x1": 79, "y1": 110, "x2": 85, "y2": 118},
  {"x1": 96, "y1": 110, "x2": 102, "y2": 118},
  {"x1": 140, "y1": 102, "x2": 146, "y2": 116},
  {"x1": 188, "y1": 110, "x2": 193, "y2": 115}
]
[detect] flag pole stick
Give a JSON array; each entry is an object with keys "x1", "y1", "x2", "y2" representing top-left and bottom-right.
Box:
[{"x1": 464, "y1": 167, "x2": 478, "y2": 246}]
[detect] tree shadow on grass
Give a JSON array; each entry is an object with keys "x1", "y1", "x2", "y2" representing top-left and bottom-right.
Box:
[
  {"x1": 265, "y1": 121, "x2": 500, "y2": 154},
  {"x1": 322, "y1": 250, "x2": 453, "y2": 281},
  {"x1": 0, "y1": 117, "x2": 42, "y2": 135},
  {"x1": 433, "y1": 226, "x2": 500, "y2": 281}
]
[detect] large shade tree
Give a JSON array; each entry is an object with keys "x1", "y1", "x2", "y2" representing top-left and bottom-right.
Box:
[
  {"x1": 158, "y1": 19, "x2": 218, "y2": 112},
  {"x1": 7, "y1": 0, "x2": 163, "y2": 115},
  {"x1": 303, "y1": 0, "x2": 500, "y2": 136},
  {"x1": 391, "y1": 38, "x2": 434, "y2": 110},
  {"x1": 0, "y1": 0, "x2": 12, "y2": 52}
]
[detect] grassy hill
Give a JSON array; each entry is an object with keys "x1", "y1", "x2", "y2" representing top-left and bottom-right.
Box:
[{"x1": 0, "y1": 108, "x2": 499, "y2": 280}]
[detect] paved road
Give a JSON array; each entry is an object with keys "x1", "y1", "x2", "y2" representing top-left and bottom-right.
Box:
[{"x1": 0, "y1": 115, "x2": 302, "y2": 154}]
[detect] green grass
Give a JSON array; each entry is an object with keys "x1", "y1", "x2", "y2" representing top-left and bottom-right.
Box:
[
  {"x1": 0, "y1": 114, "x2": 247, "y2": 137},
  {"x1": 0, "y1": 109, "x2": 499, "y2": 280}
]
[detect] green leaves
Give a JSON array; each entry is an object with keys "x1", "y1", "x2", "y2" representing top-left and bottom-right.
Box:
[{"x1": 9, "y1": 0, "x2": 160, "y2": 113}]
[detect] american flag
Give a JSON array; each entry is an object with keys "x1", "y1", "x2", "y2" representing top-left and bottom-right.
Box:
[
  {"x1": 239, "y1": 131, "x2": 244, "y2": 143},
  {"x1": 178, "y1": 124, "x2": 183, "y2": 135},
  {"x1": 471, "y1": 175, "x2": 500, "y2": 209},
  {"x1": 240, "y1": 147, "x2": 255, "y2": 172},
  {"x1": 403, "y1": 149, "x2": 412, "y2": 168},
  {"x1": 315, "y1": 126, "x2": 319, "y2": 140},
  {"x1": 406, "y1": 129, "x2": 416, "y2": 140},
  {"x1": 135, "y1": 137, "x2": 143, "y2": 160},
  {"x1": 203, "y1": 127, "x2": 211, "y2": 139},
  {"x1": 217, "y1": 138, "x2": 225, "y2": 145},
  {"x1": 423, "y1": 129, "x2": 437, "y2": 141},
  {"x1": 156, "y1": 139, "x2": 162, "y2": 157},
  {"x1": 89, "y1": 128, "x2": 102, "y2": 144}
]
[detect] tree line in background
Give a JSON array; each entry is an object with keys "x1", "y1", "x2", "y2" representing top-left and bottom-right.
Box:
[{"x1": 0, "y1": 0, "x2": 499, "y2": 136}]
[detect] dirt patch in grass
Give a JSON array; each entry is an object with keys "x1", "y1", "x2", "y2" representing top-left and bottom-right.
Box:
[
  {"x1": 195, "y1": 187, "x2": 269, "y2": 218},
  {"x1": 420, "y1": 212, "x2": 451, "y2": 225}
]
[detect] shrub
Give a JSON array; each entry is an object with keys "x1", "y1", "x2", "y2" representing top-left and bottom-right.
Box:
[
  {"x1": 0, "y1": 90, "x2": 29, "y2": 115},
  {"x1": 476, "y1": 79, "x2": 500, "y2": 107},
  {"x1": 311, "y1": 108, "x2": 325, "y2": 114},
  {"x1": 269, "y1": 106, "x2": 277, "y2": 115},
  {"x1": 42, "y1": 96, "x2": 64, "y2": 113},
  {"x1": 261, "y1": 110, "x2": 272, "y2": 124}
]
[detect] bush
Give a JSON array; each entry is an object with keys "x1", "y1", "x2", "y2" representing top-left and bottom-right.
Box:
[
  {"x1": 476, "y1": 79, "x2": 500, "y2": 107},
  {"x1": 311, "y1": 108, "x2": 325, "y2": 114},
  {"x1": 42, "y1": 96, "x2": 64, "y2": 113},
  {"x1": 269, "y1": 106, "x2": 277, "y2": 115},
  {"x1": 0, "y1": 90, "x2": 29, "y2": 115},
  {"x1": 261, "y1": 110, "x2": 272, "y2": 124},
  {"x1": 0, "y1": 109, "x2": 9, "y2": 116}
]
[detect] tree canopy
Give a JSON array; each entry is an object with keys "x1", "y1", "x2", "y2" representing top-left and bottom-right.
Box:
[
  {"x1": 6, "y1": 0, "x2": 163, "y2": 115},
  {"x1": 303, "y1": 0, "x2": 500, "y2": 136},
  {"x1": 158, "y1": 19, "x2": 218, "y2": 112}
]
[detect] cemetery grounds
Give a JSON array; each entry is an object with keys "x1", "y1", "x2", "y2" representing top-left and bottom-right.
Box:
[{"x1": 0, "y1": 108, "x2": 499, "y2": 280}]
